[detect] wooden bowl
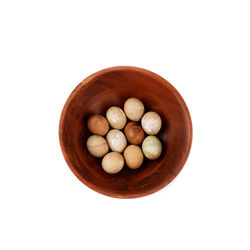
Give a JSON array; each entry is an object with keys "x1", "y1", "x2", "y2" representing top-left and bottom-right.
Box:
[{"x1": 59, "y1": 66, "x2": 192, "y2": 198}]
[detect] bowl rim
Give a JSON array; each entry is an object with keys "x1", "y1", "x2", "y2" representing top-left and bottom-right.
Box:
[{"x1": 59, "y1": 66, "x2": 193, "y2": 198}]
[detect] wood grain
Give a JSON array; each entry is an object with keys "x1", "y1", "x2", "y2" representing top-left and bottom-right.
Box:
[{"x1": 59, "y1": 66, "x2": 192, "y2": 198}]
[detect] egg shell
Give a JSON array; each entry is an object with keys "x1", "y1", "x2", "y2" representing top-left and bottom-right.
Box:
[
  {"x1": 141, "y1": 111, "x2": 162, "y2": 135},
  {"x1": 106, "y1": 106, "x2": 127, "y2": 129},
  {"x1": 124, "y1": 145, "x2": 144, "y2": 169},
  {"x1": 102, "y1": 152, "x2": 124, "y2": 174},
  {"x1": 86, "y1": 135, "x2": 109, "y2": 158},
  {"x1": 142, "y1": 136, "x2": 162, "y2": 160},
  {"x1": 124, "y1": 122, "x2": 145, "y2": 145},
  {"x1": 124, "y1": 98, "x2": 145, "y2": 121},
  {"x1": 106, "y1": 129, "x2": 127, "y2": 152},
  {"x1": 87, "y1": 114, "x2": 109, "y2": 136}
]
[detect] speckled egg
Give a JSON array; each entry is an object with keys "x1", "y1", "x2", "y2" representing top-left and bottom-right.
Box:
[
  {"x1": 106, "y1": 106, "x2": 127, "y2": 129},
  {"x1": 124, "y1": 98, "x2": 144, "y2": 121},
  {"x1": 124, "y1": 145, "x2": 144, "y2": 169},
  {"x1": 142, "y1": 136, "x2": 162, "y2": 160},
  {"x1": 86, "y1": 135, "x2": 109, "y2": 158},
  {"x1": 141, "y1": 111, "x2": 162, "y2": 135},
  {"x1": 124, "y1": 122, "x2": 145, "y2": 145},
  {"x1": 102, "y1": 152, "x2": 124, "y2": 174},
  {"x1": 106, "y1": 129, "x2": 127, "y2": 152},
  {"x1": 87, "y1": 114, "x2": 109, "y2": 136}
]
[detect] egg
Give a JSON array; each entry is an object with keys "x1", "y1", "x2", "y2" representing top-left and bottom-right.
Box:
[
  {"x1": 142, "y1": 136, "x2": 162, "y2": 160},
  {"x1": 86, "y1": 135, "x2": 109, "y2": 158},
  {"x1": 124, "y1": 98, "x2": 144, "y2": 121},
  {"x1": 124, "y1": 122, "x2": 145, "y2": 145},
  {"x1": 106, "y1": 129, "x2": 127, "y2": 152},
  {"x1": 124, "y1": 145, "x2": 144, "y2": 169},
  {"x1": 106, "y1": 106, "x2": 127, "y2": 129},
  {"x1": 141, "y1": 111, "x2": 162, "y2": 135},
  {"x1": 87, "y1": 114, "x2": 109, "y2": 136},
  {"x1": 102, "y1": 152, "x2": 124, "y2": 174}
]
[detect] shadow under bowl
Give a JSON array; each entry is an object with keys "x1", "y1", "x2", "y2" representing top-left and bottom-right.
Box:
[{"x1": 59, "y1": 66, "x2": 192, "y2": 198}]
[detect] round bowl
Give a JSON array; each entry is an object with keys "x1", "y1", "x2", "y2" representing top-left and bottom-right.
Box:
[{"x1": 59, "y1": 66, "x2": 192, "y2": 198}]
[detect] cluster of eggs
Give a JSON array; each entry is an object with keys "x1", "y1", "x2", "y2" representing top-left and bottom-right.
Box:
[{"x1": 86, "y1": 98, "x2": 162, "y2": 174}]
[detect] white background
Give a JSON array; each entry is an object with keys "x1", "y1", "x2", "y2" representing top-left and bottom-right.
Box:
[{"x1": 0, "y1": 0, "x2": 249, "y2": 249}]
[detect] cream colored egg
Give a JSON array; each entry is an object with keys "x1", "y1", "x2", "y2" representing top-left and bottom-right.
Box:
[
  {"x1": 106, "y1": 129, "x2": 127, "y2": 152},
  {"x1": 124, "y1": 145, "x2": 144, "y2": 169},
  {"x1": 124, "y1": 98, "x2": 144, "y2": 121},
  {"x1": 141, "y1": 111, "x2": 162, "y2": 135},
  {"x1": 102, "y1": 152, "x2": 124, "y2": 174},
  {"x1": 142, "y1": 136, "x2": 162, "y2": 160},
  {"x1": 86, "y1": 135, "x2": 109, "y2": 158},
  {"x1": 106, "y1": 106, "x2": 127, "y2": 129}
]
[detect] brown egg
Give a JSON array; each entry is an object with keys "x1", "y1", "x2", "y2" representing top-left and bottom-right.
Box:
[
  {"x1": 106, "y1": 106, "x2": 127, "y2": 129},
  {"x1": 124, "y1": 122, "x2": 145, "y2": 145},
  {"x1": 102, "y1": 152, "x2": 124, "y2": 174},
  {"x1": 106, "y1": 129, "x2": 127, "y2": 153},
  {"x1": 86, "y1": 135, "x2": 109, "y2": 158},
  {"x1": 124, "y1": 145, "x2": 144, "y2": 169},
  {"x1": 141, "y1": 111, "x2": 162, "y2": 135},
  {"x1": 87, "y1": 114, "x2": 109, "y2": 136},
  {"x1": 124, "y1": 98, "x2": 145, "y2": 121}
]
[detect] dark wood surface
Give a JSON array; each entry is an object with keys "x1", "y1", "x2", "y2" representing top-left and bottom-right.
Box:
[{"x1": 59, "y1": 66, "x2": 192, "y2": 198}]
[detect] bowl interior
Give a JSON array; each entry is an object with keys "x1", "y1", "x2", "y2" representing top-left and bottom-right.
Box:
[{"x1": 59, "y1": 67, "x2": 192, "y2": 198}]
